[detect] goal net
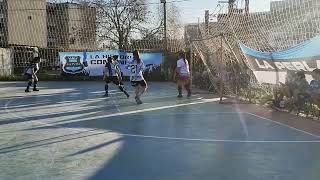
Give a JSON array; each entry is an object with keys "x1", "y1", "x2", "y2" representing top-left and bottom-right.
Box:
[{"x1": 186, "y1": 0, "x2": 320, "y2": 99}]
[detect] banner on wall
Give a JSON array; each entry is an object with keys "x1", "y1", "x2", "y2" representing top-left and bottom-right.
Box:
[
  {"x1": 239, "y1": 36, "x2": 320, "y2": 84},
  {"x1": 59, "y1": 50, "x2": 163, "y2": 76}
]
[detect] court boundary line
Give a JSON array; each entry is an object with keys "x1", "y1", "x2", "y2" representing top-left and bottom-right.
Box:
[
  {"x1": 116, "y1": 133, "x2": 320, "y2": 143},
  {"x1": 246, "y1": 112, "x2": 320, "y2": 139},
  {"x1": 2, "y1": 95, "x2": 206, "y2": 119},
  {"x1": 4, "y1": 97, "x2": 320, "y2": 143}
]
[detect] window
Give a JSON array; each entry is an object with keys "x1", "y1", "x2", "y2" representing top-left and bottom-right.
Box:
[{"x1": 69, "y1": 37, "x2": 75, "y2": 44}]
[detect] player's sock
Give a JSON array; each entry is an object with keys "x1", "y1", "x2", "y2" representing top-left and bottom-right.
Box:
[
  {"x1": 185, "y1": 84, "x2": 191, "y2": 97},
  {"x1": 105, "y1": 84, "x2": 109, "y2": 96},
  {"x1": 124, "y1": 90, "x2": 130, "y2": 98},
  {"x1": 25, "y1": 81, "x2": 32, "y2": 92},
  {"x1": 33, "y1": 81, "x2": 39, "y2": 91},
  {"x1": 25, "y1": 87, "x2": 30, "y2": 93},
  {"x1": 135, "y1": 96, "x2": 142, "y2": 104},
  {"x1": 177, "y1": 86, "x2": 183, "y2": 98},
  {"x1": 119, "y1": 85, "x2": 130, "y2": 98}
]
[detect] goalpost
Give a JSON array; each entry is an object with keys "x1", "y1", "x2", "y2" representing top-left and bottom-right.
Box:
[{"x1": 186, "y1": 0, "x2": 320, "y2": 101}]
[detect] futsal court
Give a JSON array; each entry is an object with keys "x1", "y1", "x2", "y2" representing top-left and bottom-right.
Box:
[{"x1": 0, "y1": 81, "x2": 320, "y2": 180}]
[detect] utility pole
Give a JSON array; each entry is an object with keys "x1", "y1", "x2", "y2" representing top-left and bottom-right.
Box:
[
  {"x1": 205, "y1": 10, "x2": 209, "y2": 34},
  {"x1": 245, "y1": 0, "x2": 249, "y2": 16},
  {"x1": 161, "y1": 0, "x2": 167, "y2": 51},
  {"x1": 219, "y1": 33, "x2": 224, "y2": 103},
  {"x1": 228, "y1": 0, "x2": 235, "y2": 14}
]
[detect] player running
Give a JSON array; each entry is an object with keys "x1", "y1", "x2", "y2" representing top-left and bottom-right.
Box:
[
  {"x1": 24, "y1": 56, "x2": 41, "y2": 93},
  {"x1": 127, "y1": 50, "x2": 147, "y2": 104},
  {"x1": 103, "y1": 56, "x2": 130, "y2": 98}
]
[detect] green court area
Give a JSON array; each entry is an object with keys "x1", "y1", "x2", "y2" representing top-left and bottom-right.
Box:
[{"x1": 0, "y1": 81, "x2": 320, "y2": 180}]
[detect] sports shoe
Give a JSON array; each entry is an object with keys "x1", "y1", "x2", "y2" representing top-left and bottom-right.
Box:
[
  {"x1": 25, "y1": 89, "x2": 30, "y2": 93},
  {"x1": 135, "y1": 96, "x2": 143, "y2": 104},
  {"x1": 177, "y1": 94, "x2": 183, "y2": 98},
  {"x1": 137, "y1": 99, "x2": 143, "y2": 104},
  {"x1": 104, "y1": 93, "x2": 109, "y2": 97},
  {"x1": 33, "y1": 88, "x2": 39, "y2": 91}
]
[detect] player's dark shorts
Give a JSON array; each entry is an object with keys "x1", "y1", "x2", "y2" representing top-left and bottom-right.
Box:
[
  {"x1": 24, "y1": 73, "x2": 33, "y2": 80},
  {"x1": 106, "y1": 76, "x2": 123, "y2": 85},
  {"x1": 131, "y1": 80, "x2": 147, "y2": 87}
]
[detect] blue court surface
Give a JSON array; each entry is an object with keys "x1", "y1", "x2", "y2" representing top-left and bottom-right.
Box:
[{"x1": 1, "y1": 81, "x2": 320, "y2": 180}]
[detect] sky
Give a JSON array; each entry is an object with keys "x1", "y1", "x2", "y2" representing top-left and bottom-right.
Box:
[{"x1": 148, "y1": 0, "x2": 274, "y2": 24}]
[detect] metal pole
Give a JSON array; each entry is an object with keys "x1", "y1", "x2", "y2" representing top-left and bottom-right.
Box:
[
  {"x1": 161, "y1": 0, "x2": 167, "y2": 51},
  {"x1": 228, "y1": 0, "x2": 235, "y2": 15},
  {"x1": 190, "y1": 45, "x2": 193, "y2": 88},
  {"x1": 219, "y1": 34, "x2": 223, "y2": 103},
  {"x1": 164, "y1": 1, "x2": 167, "y2": 51},
  {"x1": 245, "y1": 0, "x2": 249, "y2": 16},
  {"x1": 205, "y1": 10, "x2": 209, "y2": 35}
]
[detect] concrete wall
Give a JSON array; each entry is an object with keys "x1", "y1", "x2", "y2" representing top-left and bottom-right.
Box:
[
  {"x1": 0, "y1": 47, "x2": 12, "y2": 76},
  {"x1": 67, "y1": 3, "x2": 96, "y2": 50},
  {"x1": 47, "y1": 3, "x2": 96, "y2": 50},
  {"x1": 7, "y1": 0, "x2": 47, "y2": 48}
]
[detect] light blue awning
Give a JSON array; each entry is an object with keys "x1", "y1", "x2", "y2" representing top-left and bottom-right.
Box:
[{"x1": 239, "y1": 36, "x2": 320, "y2": 60}]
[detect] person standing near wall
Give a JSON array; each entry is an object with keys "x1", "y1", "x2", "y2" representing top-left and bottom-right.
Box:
[{"x1": 176, "y1": 51, "x2": 191, "y2": 98}]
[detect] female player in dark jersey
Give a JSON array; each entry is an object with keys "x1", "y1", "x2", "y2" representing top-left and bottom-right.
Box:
[
  {"x1": 24, "y1": 56, "x2": 41, "y2": 93},
  {"x1": 103, "y1": 56, "x2": 130, "y2": 98}
]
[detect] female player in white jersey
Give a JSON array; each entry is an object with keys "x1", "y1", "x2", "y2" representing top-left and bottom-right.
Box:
[
  {"x1": 103, "y1": 56, "x2": 130, "y2": 98},
  {"x1": 127, "y1": 50, "x2": 147, "y2": 104},
  {"x1": 176, "y1": 51, "x2": 191, "y2": 98}
]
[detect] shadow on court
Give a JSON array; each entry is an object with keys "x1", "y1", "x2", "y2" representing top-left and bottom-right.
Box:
[{"x1": 19, "y1": 112, "x2": 320, "y2": 180}]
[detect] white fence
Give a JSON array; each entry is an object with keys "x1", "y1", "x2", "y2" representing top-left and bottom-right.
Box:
[{"x1": 0, "y1": 48, "x2": 13, "y2": 77}]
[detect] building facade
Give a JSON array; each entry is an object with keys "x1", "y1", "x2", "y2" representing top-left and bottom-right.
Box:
[
  {"x1": 0, "y1": 0, "x2": 47, "y2": 48},
  {"x1": 47, "y1": 2, "x2": 96, "y2": 50}
]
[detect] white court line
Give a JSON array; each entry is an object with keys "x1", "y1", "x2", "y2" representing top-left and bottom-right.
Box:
[
  {"x1": 246, "y1": 112, "x2": 320, "y2": 139},
  {"x1": 1, "y1": 91, "x2": 135, "y2": 111},
  {"x1": 116, "y1": 133, "x2": 320, "y2": 143},
  {"x1": 2, "y1": 97, "x2": 220, "y2": 132},
  {"x1": 5, "y1": 95, "x2": 320, "y2": 144},
  {"x1": 1, "y1": 97, "x2": 103, "y2": 110},
  {"x1": 4, "y1": 94, "x2": 202, "y2": 118},
  {"x1": 3, "y1": 92, "x2": 182, "y2": 111},
  {"x1": 0, "y1": 89, "x2": 131, "y2": 102},
  {"x1": 2, "y1": 94, "x2": 202, "y2": 123},
  {"x1": 4, "y1": 99, "x2": 320, "y2": 143},
  {"x1": 36, "y1": 98, "x2": 222, "y2": 127},
  {"x1": 111, "y1": 112, "x2": 244, "y2": 116},
  {"x1": 4, "y1": 96, "x2": 205, "y2": 125}
]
